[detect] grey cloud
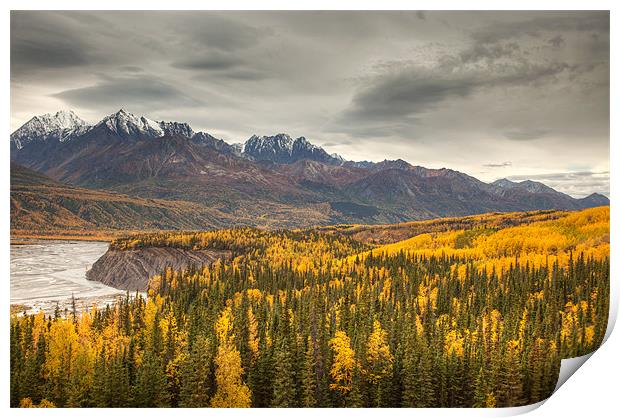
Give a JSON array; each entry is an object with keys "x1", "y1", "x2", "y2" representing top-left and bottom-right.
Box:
[
  {"x1": 483, "y1": 162, "x2": 512, "y2": 168},
  {"x1": 470, "y1": 12, "x2": 609, "y2": 45},
  {"x1": 11, "y1": 12, "x2": 93, "y2": 71},
  {"x1": 120, "y1": 66, "x2": 144, "y2": 73},
  {"x1": 460, "y1": 42, "x2": 520, "y2": 63},
  {"x1": 10, "y1": 11, "x2": 609, "y2": 199},
  {"x1": 506, "y1": 171, "x2": 609, "y2": 198},
  {"x1": 322, "y1": 139, "x2": 354, "y2": 147},
  {"x1": 173, "y1": 52, "x2": 245, "y2": 70},
  {"x1": 330, "y1": 12, "x2": 608, "y2": 139},
  {"x1": 547, "y1": 35, "x2": 565, "y2": 49},
  {"x1": 222, "y1": 69, "x2": 268, "y2": 81},
  {"x1": 171, "y1": 14, "x2": 272, "y2": 51},
  {"x1": 173, "y1": 52, "x2": 268, "y2": 81},
  {"x1": 53, "y1": 75, "x2": 204, "y2": 111},
  {"x1": 332, "y1": 58, "x2": 571, "y2": 136},
  {"x1": 504, "y1": 128, "x2": 549, "y2": 141}
]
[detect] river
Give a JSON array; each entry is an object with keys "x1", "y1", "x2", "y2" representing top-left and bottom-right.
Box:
[{"x1": 10, "y1": 240, "x2": 126, "y2": 315}]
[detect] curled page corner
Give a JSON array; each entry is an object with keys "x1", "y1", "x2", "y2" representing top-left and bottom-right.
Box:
[
  {"x1": 547, "y1": 279, "x2": 617, "y2": 405},
  {"x1": 491, "y1": 400, "x2": 547, "y2": 416},
  {"x1": 480, "y1": 353, "x2": 597, "y2": 417},
  {"x1": 554, "y1": 353, "x2": 594, "y2": 393},
  {"x1": 496, "y1": 281, "x2": 617, "y2": 416}
]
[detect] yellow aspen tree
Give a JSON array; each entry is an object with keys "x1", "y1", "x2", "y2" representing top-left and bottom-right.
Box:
[
  {"x1": 329, "y1": 331, "x2": 356, "y2": 395},
  {"x1": 365, "y1": 320, "x2": 394, "y2": 383},
  {"x1": 45, "y1": 320, "x2": 79, "y2": 406},
  {"x1": 211, "y1": 307, "x2": 252, "y2": 408},
  {"x1": 485, "y1": 392, "x2": 497, "y2": 408},
  {"x1": 365, "y1": 320, "x2": 394, "y2": 406}
]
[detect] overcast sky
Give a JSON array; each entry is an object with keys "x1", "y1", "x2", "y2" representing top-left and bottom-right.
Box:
[{"x1": 10, "y1": 11, "x2": 609, "y2": 197}]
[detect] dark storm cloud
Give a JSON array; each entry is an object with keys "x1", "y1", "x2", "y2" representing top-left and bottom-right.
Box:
[
  {"x1": 11, "y1": 12, "x2": 93, "y2": 70},
  {"x1": 53, "y1": 75, "x2": 204, "y2": 111},
  {"x1": 330, "y1": 12, "x2": 608, "y2": 139},
  {"x1": 332, "y1": 58, "x2": 572, "y2": 136}
]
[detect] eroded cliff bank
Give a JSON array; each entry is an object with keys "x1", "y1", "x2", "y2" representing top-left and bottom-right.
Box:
[{"x1": 86, "y1": 246, "x2": 230, "y2": 291}]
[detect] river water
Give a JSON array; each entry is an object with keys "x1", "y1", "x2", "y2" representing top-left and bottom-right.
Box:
[{"x1": 10, "y1": 240, "x2": 126, "y2": 315}]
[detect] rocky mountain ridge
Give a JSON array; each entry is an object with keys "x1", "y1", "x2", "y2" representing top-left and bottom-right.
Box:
[{"x1": 10, "y1": 109, "x2": 609, "y2": 229}]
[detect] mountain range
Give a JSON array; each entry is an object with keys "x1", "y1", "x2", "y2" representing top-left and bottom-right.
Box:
[{"x1": 10, "y1": 109, "x2": 609, "y2": 232}]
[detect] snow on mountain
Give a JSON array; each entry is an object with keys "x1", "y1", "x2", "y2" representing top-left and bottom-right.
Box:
[
  {"x1": 244, "y1": 134, "x2": 295, "y2": 160},
  {"x1": 231, "y1": 143, "x2": 244, "y2": 154},
  {"x1": 517, "y1": 180, "x2": 558, "y2": 194},
  {"x1": 191, "y1": 131, "x2": 237, "y2": 154},
  {"x1": 159, "y1": 121, "x2": 195, "y2": 138},
  {"x1": 491, "y1": 178, "x2": 517, "y2": 188},
  {"x1": 10, "y1": 110, "x2": 91, "y2": 150},
  {"x1": 97, "y1": 110, "x2": 235, "y2": 151},
  {"x1": 243, "y1": 133, "x2": 344, "y2": 165},
  {"x1": 492, "y1": 178, "x2": 558, "y2": 194},
  {"x1": 98, "y1": 109, "x2": 165, "y2": 139},
  {"x1": 12, "y1": 110, "x2": 346, "y2": 165},
  {"x1": 330, "y1": 153, "x2": 345, "y2": 163}
]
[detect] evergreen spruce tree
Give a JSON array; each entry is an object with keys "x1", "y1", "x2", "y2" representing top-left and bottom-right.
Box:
[
  {"x1": 179, "y1": 336, "x2": 214, "y2": 407},
  {"x1": 133, "y1": 349, "x2": 169, "y2": 407},
  {"x1": 300, "y1": 337, "x2": 317, "y2": 407},
  {"x1": 272, "y1": 340, "x2": 296, "y2": 407}
]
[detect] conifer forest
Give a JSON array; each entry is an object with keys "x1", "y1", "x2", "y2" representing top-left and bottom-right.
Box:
[{"x1": 10, "y1": 207, "x2": 610, "y2": 408}]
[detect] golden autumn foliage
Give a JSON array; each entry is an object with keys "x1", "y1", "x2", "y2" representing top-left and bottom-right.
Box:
[
  {"x1": 355, "y1": 206, "x2": 609, "y2": 275},
  {"x1": 210, "y1": 307, "x2": 251, "y2": 408},
  {"x1": 10, "y1": 207, "x2": 609, "y2": 408},
  {"x1": 365, "y1": 320, "x2": 393, "y2": 383},
  {"x1": 329, "y1": 331, "x2": 357, "y2": 394}
]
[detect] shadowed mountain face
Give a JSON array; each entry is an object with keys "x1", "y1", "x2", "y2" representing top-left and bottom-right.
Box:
[{"x1": 10, "y1": 110, "x2": 609, "y2": 231}]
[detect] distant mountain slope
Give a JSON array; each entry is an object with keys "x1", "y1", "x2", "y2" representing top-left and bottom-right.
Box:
[
  {"x1": 577, "y1": 192, "x2": 610, "y2": 208},
  {"x1": 11, "y1": 109, "x2": 609, "y2": 229},
  {"x1": 10, "y1": 164, "x2": 233, "y2": 231},
  {"x1": 10, "y1": 164, "x2": 336, "y2": 232}
]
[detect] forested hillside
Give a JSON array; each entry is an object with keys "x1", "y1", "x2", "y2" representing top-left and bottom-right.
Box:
[{"x1": 10, "y1": 207, "x2": 609, "y2": 408}]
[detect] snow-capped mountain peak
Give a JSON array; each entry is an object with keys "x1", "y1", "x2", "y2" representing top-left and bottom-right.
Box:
[
  {"x1": 243, "y1": 133, "x2": 345, "y2": 165},
  {"x1": 98, "y1": 109, "x2": 208, "y2": 141},
  {"x1": 10, "y1": 110, "x2": 91, "y2": 150},
  {"x1": 159, "y1": 120, "x2": 195, "y2": 138},
  {"x1": 246, "y1": 134, "x2": 294, "y2": 153},
  {"x1": 293, "y1": 136, "x2": 318, "y2": 151},
  {"x1": 492, "y1": 178, "x2": 517, "y2": 188},
  {"x1": 98, "y1": 109, "x2": 165, "y2": 139},
  {"x1": 12, "y1": 110, "x2": 344, "y2": 166}
]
